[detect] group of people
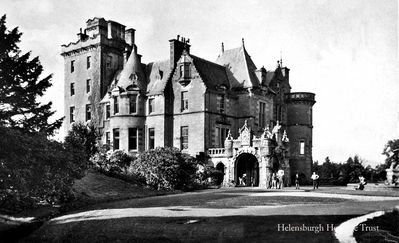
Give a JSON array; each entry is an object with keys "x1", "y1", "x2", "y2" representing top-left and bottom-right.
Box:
[{"x1": 270, "y1": 172, "x2": 284, "y2": 189}]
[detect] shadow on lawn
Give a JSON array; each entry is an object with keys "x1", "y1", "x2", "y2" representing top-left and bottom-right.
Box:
[{"x1": 22, "y1": 214, "x2": 358, "y2": 243}]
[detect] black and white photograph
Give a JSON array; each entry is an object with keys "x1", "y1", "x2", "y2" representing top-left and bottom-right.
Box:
[{"x1": 0, "y1": 0, "x2": 398, "y2": 242}]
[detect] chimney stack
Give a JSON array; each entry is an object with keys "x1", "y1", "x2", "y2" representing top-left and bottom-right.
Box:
[
  {"x1": 169, "y1": 35, "x2": 190, "y2": 69},
  {"x1": 125, "y1": 28, "x2": 135, "y2": 46}
]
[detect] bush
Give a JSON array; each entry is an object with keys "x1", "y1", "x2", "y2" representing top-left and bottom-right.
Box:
[
  {"x1": 0, "y1": 127, "x2": 87, "y2": 212},
  {"x1": 131, "y1": 147, "x2": 198, "y2": 191},
  {"x1": 197, "y1": 165, "x2": 224, "y2": 187},
  {"x1": 91, "y1": 147, "x2": 135, "y2": 174}
]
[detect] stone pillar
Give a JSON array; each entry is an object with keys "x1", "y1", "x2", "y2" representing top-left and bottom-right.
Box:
[
  {"x1": 283, "y1": 158, "x2": 291, "y2": 187},
  {"x1": 259, "y1": 157, "x2": 267, "y2": 187},
  {"x1": 265, "y1": 157, "x2": 272, "y2": 188}
]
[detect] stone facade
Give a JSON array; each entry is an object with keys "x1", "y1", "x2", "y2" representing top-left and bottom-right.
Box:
[{"x1": 62, "y1": 17, "x2": 316, "y2": 186}]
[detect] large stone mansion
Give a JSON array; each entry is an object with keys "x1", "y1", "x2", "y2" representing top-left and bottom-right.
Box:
[{"x1": 62, "y1": 17, "x2": 315, "y2": 187}]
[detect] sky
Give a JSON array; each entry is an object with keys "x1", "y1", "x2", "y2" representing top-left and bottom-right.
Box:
[{"x1": 1, "y1": 0, "x2": 398, "y2": 166}]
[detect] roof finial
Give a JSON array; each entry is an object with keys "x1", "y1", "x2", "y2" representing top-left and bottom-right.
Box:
[
  {"x1": 280, "y1": 50, "x2": 283, "y2": 67},
  {"x1": 221, "y1": 42, "x2": 224, "y2": 53},
  {"x1": 242, "y1": 38, "x2": 245, "y2": 47}
]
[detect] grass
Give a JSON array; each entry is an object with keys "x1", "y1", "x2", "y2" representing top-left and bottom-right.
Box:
[{"x1": 354, "y1": 208, "x2": 399, "y2": 243}]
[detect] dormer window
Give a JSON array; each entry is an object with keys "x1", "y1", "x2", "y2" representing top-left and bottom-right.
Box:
[
  {"x1": 178, "y1": 63, "x2": 191, "y2": 86},
  {"x1": 129, "y1": 95, "x2": 137, "y2": 114}
]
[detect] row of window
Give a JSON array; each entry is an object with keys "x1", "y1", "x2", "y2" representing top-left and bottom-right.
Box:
[
  {"x1": 69, "y1": 104, "x2": 92, "y2": 122},
  {"x1": 70, "y1": 79, "x2": 91, "y2": 96},
  {"x1": 105, "y1": 126, "x2": 189, "y2": 151},
  {"x1": 70, "y1": 55, "x2": 113, "y2": 73},
  {"x1": 181, "y1": 92, "x2": 225, "y2": 113}
]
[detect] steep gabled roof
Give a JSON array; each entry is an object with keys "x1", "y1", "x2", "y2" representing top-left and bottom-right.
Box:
[
  {"x1": 146, "y1": 59, "x2": 172, "y2": 95},
  {"x1": 190, "y1": 54, "x2": 230, "y2": 89},
  {"x1": 215, "y1": 45, "x2": 260, "y2": 89}
]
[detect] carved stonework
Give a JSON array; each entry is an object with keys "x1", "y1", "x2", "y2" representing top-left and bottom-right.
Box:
[{"x1": 239, "y1": 120, "x2": 251, "y2": 146}]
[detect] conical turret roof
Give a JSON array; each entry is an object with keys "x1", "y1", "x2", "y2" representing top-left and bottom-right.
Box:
[{"x1": 117, "y1": 45, "x2": 146, "y2": 91}]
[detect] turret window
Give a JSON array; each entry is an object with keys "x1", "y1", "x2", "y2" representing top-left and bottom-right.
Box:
[
  {"x1": 69, "y1": 106, "x2": 75, "y2": 123},
  {"x1": 114, "y1": 97, "x2": 119, "y2": 114},
  {"x1": 87, "y1": 56, "x2": 91, "y2": 69},
  {"x1": 105, "y1": 104, "x2": 110, "y2": 119},
  {"x1": 129, "y1": 95, "x2": 137, "y2": 114},
  {"x1": 86, "y1": 79, "x2": 91, "y2": 93},
  {"x1": 70, "y1": 60, "x2": 75, "y2": 73},
  {"x1": 113, "y1": 128, "x2": 120, "y2": 150},
  {"x1": 300, "y1": 140, "x2": 305, "y2": 155},
  {"x1": 181, "y1": 126, "x2": 189, "y2": 150},
  {"x1": 70, "y1": 83, "x2": 75, "y2": 96}
]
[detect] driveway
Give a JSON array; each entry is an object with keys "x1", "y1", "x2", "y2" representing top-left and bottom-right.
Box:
[{"x1": 21, "y1": 187, "x2": 399, "y2": 242}]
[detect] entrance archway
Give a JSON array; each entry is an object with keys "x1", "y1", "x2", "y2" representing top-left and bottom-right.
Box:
[
  {"x1": 235, "y1": 153, "x2": 259, "y2": 186},
  {"x1": 215, "y1": 163, "x2": 225, "y2": 186}
]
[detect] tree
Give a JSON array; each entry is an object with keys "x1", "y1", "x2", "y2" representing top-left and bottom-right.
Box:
[
  {"x1": 382, "y1": 139, "x2": 399, "y2": 168},
  {"x1": 64, "y1": 122, "x2": 98, "y2": 160},
  {"x1": 0, "y1": 15, "x2": 62, "y2": 136}
]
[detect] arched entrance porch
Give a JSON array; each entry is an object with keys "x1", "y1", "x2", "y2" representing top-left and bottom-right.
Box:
[{"x1": 235, "y1": 153, "x2": 259, "y2": 186}]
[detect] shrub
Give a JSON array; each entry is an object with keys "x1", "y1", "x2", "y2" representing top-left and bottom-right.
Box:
[
  {"x1": 131, "y1": 147, "x2": 198, "y2": 191},
  {"x1": 0, "y1": 127, "x2": 87, "y2": 212}
]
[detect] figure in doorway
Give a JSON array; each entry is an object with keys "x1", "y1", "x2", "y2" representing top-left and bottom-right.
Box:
[
  {"x1": 271, "y1": 173, "x2": 277, "y2": 189},
  {"x1": 277, "y1": 170, "x2": 284, "y2": 189},
  {"x1": 311, "y1": 172, "x2": 319, "y2": 189},
  {"x1": 242, "y1": 174, "x2": 247, "y2": 186},
  {"x1": 295, "y1": 173, "x2": 300, "y2": 189}
]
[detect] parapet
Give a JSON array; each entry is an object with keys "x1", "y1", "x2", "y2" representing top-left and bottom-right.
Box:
[{"x1": 285, "y1": 92, "x2": 315, "y2": 105}]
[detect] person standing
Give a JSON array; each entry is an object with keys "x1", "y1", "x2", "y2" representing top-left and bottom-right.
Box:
[
  {"x1": 295, "y1": 173, "x2": 300, "y2": 189},
  {"x1": 271, "y1": 173, "x2": 277, "y2": 189},
  {"x1": 311, "y1": 172, "x2": 319, "y2": 189}
]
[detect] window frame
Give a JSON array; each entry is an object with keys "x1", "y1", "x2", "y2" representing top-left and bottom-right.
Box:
[
  {"x1": 105, "y1": 104, "x2": 110, "y2": 119},
  {"x1": 217, "y1": 94, "x2": 225, "y2": 113},
  {"x1": 113, "y1": 97, "x2": 119, "y2": 114},
  {"x1": 129, "y1": 95, "x2": 138, "y2": 114},
  {"x1": 86, "y1": 79, "x2": 91, "y2": 93},
  {"x1": 148, "y1": 128, "x2": 155, "y2": 149},
  {"x1": 128, "y1": 128, "x2": 138, "y2": 151},
  {"x1": 181, "y1": 126, "x2": 189, "y2": 150},
  {"x1": 70, "y1": 83, "x2": 75, "y2": 96},
  {"x1": 113, "y1": 128, "x2": 120, "y2": 150},
  {"x1": 181, "y1": 91, "x2": 188, "y2": 111},
  {"x1": 86, "y1": 104, "x2": 91, "y2": 121},
  {"x1": 259, "y1": 101, "x2": 266, "y2": 128},
  {"x1": 69, "y1": 106, "x2": 75, "y2": 123},
  {"x1": 148, "y1": 98, "x2": 154, "y2": 114},
  {"x1": 299, "y1": 140, "x2": 305, "y2": 155},
  {"x1": 70, "y1": 60, "x2": 75, "y2": 73},
  {"x1": 87, "y1": 56, "x2": 91, "y2": 69}
]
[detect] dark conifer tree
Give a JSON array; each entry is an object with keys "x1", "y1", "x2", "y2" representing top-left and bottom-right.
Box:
[{"x1": 0, "y1": 15, "x2": 62, "y2": 135}]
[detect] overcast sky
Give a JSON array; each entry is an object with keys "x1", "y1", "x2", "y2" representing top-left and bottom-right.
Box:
[{"x1": 2, "y1": 0, "x2": 398, "y2": 166}]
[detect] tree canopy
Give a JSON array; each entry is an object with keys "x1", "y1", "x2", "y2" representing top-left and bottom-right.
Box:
[{"x1": 0, "y1": 15, "x2": 62, "y2": 135}]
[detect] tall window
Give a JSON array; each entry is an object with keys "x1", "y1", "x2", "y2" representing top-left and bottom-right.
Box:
[
  {"x1": 105, "y1": 132, "x2": 110, "y2": 148},
  {"x1": 106, "y1": 55, "x2": 112, "y2": 68},
  {"x1": 69, "y1": 106, "x2": 75, "y2": 123},
  {"x1": 86, "y1": 79, "x2": 91, "y2": 93},
  {"x1": 86, "y1": 104, "x2": 91, "y2": 121},
  {"x1": 181, "y1": 91, "x2": 188, "y2": 111},
  {"x1": 148, "y1": 98, "x2": 154, "y2": 114},
  {"x1": 300, "y1": 140, "x2": 305, "y2": 155},
  {"x1": 113, "y1": 128, "x2": 120, "y2": 150},
  {"x1": 128, "y1": 128, "x2": 138, "y2": 150},
  {"x1": 113, "y1": 97, "x2": 119, "y2": 114},
  {"x1": 181, "y1": 126, "x2": 188, "y2": 150},
  {"x1": 129, "y1": 95, "x2": 137, "y2": 114},
  {"x1": 259, "y1": 102, "x2": 266, "y2": 127},
  {"x1": 148, "y1": 128, "x2": 155, "y2": 149},
  {"x1": 70, "y1": 83, "x2": 75, "y2": 96},
  {"x1": 87, "y1": 56, "x2": 91, "y2": 69},
  {"x1": 105, "y1": 104, "x2": 110, "y2": 119},
  {"x1": 70, "y1": 60, "x2": 75, "y2": 73},
  {"x1": 180, "y1": 64, "x2": 190, "y2": 78},
  {"x1": 216, "y1": 127, "x2": 229, "y2": 148},
  {"x1": 217, "y1": 94, "x2": 225, "y2": 113}
]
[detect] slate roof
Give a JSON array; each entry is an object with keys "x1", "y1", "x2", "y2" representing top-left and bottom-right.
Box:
[
  {"x1": 145, "y1": 59, "x2": 172, "y2": 95},
  {"x1": 190, "y1": 54, "x2": 230, "y2": 89},
  {"x1": 215, "y1": 45, "x2": 260, "y2": 89},
  {"x1": 117, "y1": 47, "x2": 146, "y2": 91}
]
